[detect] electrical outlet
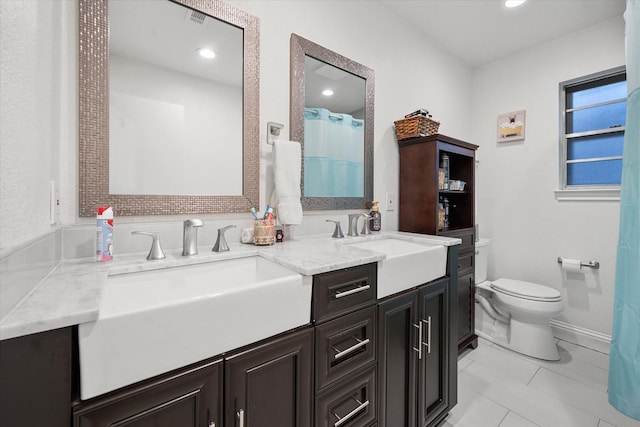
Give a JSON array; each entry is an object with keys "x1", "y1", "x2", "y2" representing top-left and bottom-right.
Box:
[
  {"x1": 50, "y1": 180, "x2": 60, "y2": 225},
  {"x1": 385, "y1": 192, "x2": 395, "y2": 211}
]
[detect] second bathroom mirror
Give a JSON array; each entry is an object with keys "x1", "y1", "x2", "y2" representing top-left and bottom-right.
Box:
[{"x1": 290, "y1": 34, "x2": 374, "y2": 210}]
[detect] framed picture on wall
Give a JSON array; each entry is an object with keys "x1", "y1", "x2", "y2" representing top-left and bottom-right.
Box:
[{"x1": 497, "y1": 110, "x2": 526, "y2": 142}]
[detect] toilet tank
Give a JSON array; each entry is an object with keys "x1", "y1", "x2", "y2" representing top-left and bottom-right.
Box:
[{"x1": 475, "y1": 238, "x2": 491, "y2": 284}]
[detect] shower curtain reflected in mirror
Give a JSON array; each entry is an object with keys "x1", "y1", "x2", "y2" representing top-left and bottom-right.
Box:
[{"x1": 303, "y1": 107, "x2": 364, "y2": 198}]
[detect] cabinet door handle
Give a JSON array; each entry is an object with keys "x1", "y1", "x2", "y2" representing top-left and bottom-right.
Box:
[
  {"x1": 422, "y1": 316, "x2": 432, "y2": 354},
  {"x1": 412, "y1": 322, "x2": 423, "y2": 360},
  {"x1": 334, "y1": 284, "x2": 370, "y2": 299},
  {"x1": 334, "y1": 338, "x2": 370, "y2": 360},
  {"x1": 237, "y1": 409, "x2": 245, "y2": 427},
  {"x1": 333, "y1": 399, "x2": 370, "y2": 427}
]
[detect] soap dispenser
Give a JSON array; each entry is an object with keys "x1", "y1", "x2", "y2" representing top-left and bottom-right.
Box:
[{"x1": 370, "y1": 201, "x2": 381, "y2": 232}]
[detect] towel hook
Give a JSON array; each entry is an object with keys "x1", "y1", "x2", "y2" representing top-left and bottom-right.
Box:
[{"x1": 267, "y1": 121, "x2": 284, "y2": 145}]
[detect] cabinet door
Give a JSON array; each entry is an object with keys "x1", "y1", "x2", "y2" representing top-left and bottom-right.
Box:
[
  {"x1": 225, "y1": 327, "x2": 313, "y2": 427},
  {"x1": 74, "y1": 358, "x2": 223, "y2": 427},
  {"x1": 417, "y1": 279, "x2": 450, "y2": 427},
  {"x1": 377, "y1": 291, "x2": 418, "y2": 427},
  {"x1": 1, "y1": 328, "x2": 73, "y2": 427},
  {"x1": 457, "y1": 271, "x2": 475, "y2": 348}
]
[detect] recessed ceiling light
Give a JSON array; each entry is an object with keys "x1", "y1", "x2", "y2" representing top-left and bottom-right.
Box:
[
  {"x1": 197, "y1": 48, "x2": 216, "y2": 59},
  {"x1": 505, "y1": 0, "x2": 526, "y2": 7},
  {"x1": 322, "y1": 89, "x2": 334, "y2": 96}
]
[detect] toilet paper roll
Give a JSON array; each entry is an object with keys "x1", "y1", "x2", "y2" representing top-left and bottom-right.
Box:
[{"x1": 561, "y1": 258, "x2": 582, "y2": 272}]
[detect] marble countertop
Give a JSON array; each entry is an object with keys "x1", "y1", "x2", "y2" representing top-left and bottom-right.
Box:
[{"x1": 0, "y1": 231, "x2": 460, "y2": 341}]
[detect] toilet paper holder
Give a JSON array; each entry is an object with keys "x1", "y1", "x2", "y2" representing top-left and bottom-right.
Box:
[{"x1": 557, "y1": 257, "x2": 600, "y2": 269}]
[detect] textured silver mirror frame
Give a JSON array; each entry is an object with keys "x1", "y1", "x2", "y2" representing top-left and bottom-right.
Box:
[
  {"x1": 78, "y1": 0, "x2": 260, "y2": 216},
  {"x1": 290, "y1": 34, "x2": 375, "y2": 211}
]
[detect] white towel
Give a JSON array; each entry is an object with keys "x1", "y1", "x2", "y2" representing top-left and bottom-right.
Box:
[{"x1": 271, "y1": 139, "x2": 303, "y2": 225}]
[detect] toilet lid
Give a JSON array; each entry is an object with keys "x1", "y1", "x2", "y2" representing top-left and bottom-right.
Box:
[{"x1": 490, "y1": 278, "x2": 562, "y2": 302}]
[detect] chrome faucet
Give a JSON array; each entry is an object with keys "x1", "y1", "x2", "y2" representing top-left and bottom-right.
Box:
[
  {"x1": 212, "y1": 225, "x2": 236, "y2": 252},
  {"x1": 182, "y1": 219, "x2": 204, "y2": 256},
  {"x1": 347, "y1": 213, "x2": 363, "y2": 237}
]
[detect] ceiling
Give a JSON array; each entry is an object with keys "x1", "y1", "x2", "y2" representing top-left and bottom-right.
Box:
[{"x1": 380, "y1": 0, "x2": 626, "y2": 68}]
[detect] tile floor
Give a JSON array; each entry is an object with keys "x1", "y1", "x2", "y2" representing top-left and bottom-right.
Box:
[{"x1": 443, "y1": 337, "x2": 640, "y2": 427}]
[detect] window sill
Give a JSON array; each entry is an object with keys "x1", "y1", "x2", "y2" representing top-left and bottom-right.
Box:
[{"x1": 554, "y1": 188, "x2": 620, "y2": 201}]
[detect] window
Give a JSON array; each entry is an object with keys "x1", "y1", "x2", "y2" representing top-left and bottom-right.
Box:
[{"x1": 559, "y1": 66, "x2": 627, "y2": 190}]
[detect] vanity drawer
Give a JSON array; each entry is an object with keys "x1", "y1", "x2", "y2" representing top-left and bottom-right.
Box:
[
  {"x1": 315, "y1": 366, "x2": 377, "y2": 427},
  {"x1": 316, "y1": 306, "x2": 377, "y2": 392},
  {"x1": 313, "y1": 263, "x2": 377, "y2": 324},
  {"x1": 441, "y1": 228, "x2": 475, "y2": 254},
  {"x1": 457, "y1": 251, "x2": 474, "y2": 273}
]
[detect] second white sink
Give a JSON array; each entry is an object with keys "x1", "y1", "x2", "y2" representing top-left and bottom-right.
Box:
[
  {"x1": 347, "y1": 237, "x2": 447, "y2": 298},
  {"x1": 78, "y1": 256, "x2": 311, "y2": 399}
]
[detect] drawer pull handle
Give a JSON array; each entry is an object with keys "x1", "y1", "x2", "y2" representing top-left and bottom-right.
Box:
[
  {"x1": 237, "y1": 409, "x2": 244, "y2": 427},
  {"x1": 334, "y1": 337, "x2": 370, "y2": 360},
  {"x1": 412, "y1": 322, "x2": 423, "y2": 360},
  {"x1": 334, "y1": 284, "x2": 370, "y2": 299},
  {"x1": 333, "y1": 399, "x2": 370, "y2": 427},
  {"x1": 422, "y1": 316, "x2": 432, "y2": 354}
]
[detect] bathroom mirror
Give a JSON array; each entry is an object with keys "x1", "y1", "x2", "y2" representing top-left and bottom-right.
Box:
[
  {"x1": 78, "y1": 0, "x2": 259, "y2": 216},
  {"x1": 290, "y1": 34, "x2": 374, "y2": 210}
]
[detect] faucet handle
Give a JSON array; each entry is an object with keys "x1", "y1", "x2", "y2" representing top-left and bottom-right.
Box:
[
  {"x1": 326, "y1": 220, "x2": 344, "y2": 238},
  {"x1": 131, "y1": 231, "x2": 166, "y2": 260},
  {"x1": 212, "y1": 225, "x2": 237, "y2": 252},
  {"x1": 360, "y1": 215, "x2": 374, "y2": 235}
]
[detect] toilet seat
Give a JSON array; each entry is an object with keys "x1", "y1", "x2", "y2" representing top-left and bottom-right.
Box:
[{"x1": 490, "y1": 278, "x2": 562, "y2": 302}]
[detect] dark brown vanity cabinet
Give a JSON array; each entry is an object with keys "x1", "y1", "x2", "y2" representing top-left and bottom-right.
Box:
[
  {"x1": 225, "y1": 327, "x2": 313, "y2": 427},
  {"x1": 312, "y1": 263, "x2": 378, "y2": 427},
  {"x1": 378, "y1": 277, "x2": 455, "y2": 427},
  {"x1": 399, "y1": 134, "x2": 479, "y2": 353},
  {"x1": 0, "y1": 327, "x2": 73, "y2": 427}
]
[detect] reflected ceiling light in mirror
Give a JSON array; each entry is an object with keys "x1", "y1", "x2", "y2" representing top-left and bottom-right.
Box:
[
  {"x1": 197, "y1": 47, "x2": 216, "y2": 59},
  {"x1": 505, "y1": 0, "x2": 526, "y2": 7},
  {"x1": 322, "y1": 89, "x2": 334, "y2": 96}
]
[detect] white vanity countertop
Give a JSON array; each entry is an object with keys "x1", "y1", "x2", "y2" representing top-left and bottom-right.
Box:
[{"x1": 0, "y1": 231, "x2": 460, "y2": 341}]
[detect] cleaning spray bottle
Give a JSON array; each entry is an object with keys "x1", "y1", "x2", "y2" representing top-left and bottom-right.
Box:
[
  {"x1": 96, "y1": 206, "x2": 113, "y2": 262},
  {"x1": 370, "y1": 201, "x2": 381, "y2": 232}
]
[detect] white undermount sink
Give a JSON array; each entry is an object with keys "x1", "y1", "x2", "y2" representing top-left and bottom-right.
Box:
[
  {"x1": 78, "y1": 256, "x2": 311, "y2": 400},
  {"x1": 346, "y1": 237, "x2": 448, "y2": 298}
]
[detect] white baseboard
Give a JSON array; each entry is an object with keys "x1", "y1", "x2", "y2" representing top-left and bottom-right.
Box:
[{"x1": 550, "y1": 319, "x2": 612, "y2": 354}]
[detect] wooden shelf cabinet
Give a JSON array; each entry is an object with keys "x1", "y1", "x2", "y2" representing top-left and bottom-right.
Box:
[{"x1": 399, "y1": 134, "x2": 479, "y2": 353}]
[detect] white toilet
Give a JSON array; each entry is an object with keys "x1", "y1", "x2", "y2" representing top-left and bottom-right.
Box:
[{"x1": 474, "y1": 238, "x2": 564, "y2": 360}]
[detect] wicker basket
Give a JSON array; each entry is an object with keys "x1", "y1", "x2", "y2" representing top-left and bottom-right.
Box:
[{"x1": 394, "y1": 116, "x2": 440, "y2": 141}]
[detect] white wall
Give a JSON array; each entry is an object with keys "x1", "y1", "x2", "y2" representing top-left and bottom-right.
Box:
[
  {"x1": 0, "y1": 0, "x2": 70, "y2": 250},
  {"x1": 109, "y1": 54, "x2": 243, "y2": 196},
  {"x1": 472, "y1": 16, "x2": 625, "y2": 338}
]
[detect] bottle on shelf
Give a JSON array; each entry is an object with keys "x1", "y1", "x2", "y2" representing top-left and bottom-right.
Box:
[
  {"x1": 441, "y1": 153, "x2": 450, "y2": 190},
  {"x1": 443, "y1": 197, "x2": 450, "y2": 229}
]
